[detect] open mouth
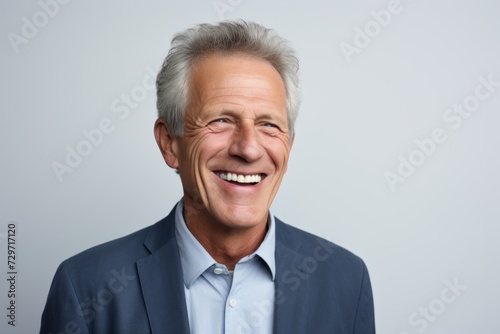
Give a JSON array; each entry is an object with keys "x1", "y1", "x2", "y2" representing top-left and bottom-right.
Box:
[{"x1": 217, "y1": 172, "x2": 263, "y2": 185}]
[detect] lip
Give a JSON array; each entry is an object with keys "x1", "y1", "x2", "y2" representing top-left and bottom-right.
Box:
[{"x1": 213, "y1": 170, "x2": 265, "y2": 176}]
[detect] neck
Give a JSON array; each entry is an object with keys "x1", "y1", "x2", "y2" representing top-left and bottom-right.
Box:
[{"x1": 183, "y1": 208, "x2": 268, "y2": 271}]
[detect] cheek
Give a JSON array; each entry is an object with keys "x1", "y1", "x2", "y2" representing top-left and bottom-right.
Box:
[
  {"x1": 177, "y1": 137, "x2": 202, "y2": 174},
  {"x1": 179, "y1": 133, "x2": 229, "y2": 170},
  {"x1": 267, "y1": 139, "x2": 292, "y2": 170},
  {"x1": 270, "y1": 135, "x2": 292, "y2": 163}
]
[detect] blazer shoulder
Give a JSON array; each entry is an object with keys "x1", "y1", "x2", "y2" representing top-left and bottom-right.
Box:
[
  {"x1": 274, "y1": 217, "x2": 367, "y2": 271},
  {"x1": 59, "y1": 212, "x2": 175, "y2": 278}
]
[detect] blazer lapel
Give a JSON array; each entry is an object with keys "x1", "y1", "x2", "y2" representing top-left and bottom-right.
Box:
[
  {"x1": 273, "y1": 219, "x2": 310, "y2": 334},
  {"x1": 136, "y1": 208, "x2": 191, "y2": 334}
]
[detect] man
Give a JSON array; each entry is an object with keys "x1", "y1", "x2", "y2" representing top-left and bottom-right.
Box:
[{"x1": 40, "y1": 21, "x2": 375, "y2": 333}]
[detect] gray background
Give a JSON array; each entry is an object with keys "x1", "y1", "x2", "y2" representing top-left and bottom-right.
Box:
[{"x1": 1, "y1": 0, "x2": 499, "y2": 333}]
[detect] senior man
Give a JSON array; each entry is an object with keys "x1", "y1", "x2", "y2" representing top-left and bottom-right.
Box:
[{"x1": 40, "y1": 21, "x2": 375, "y2": 333}]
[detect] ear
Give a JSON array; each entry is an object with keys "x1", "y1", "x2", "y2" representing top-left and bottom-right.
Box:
[{"x1": 154, "y1": 118, "x2": 180, "y2": 169}]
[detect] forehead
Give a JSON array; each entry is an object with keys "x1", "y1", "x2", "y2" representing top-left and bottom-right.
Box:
[{"x1": 188, "y1": 53, "x2": 287, "y2": 105}]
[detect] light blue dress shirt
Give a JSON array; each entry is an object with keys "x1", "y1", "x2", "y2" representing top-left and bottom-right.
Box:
[{"x1": 174, "y1": 200, "x2": 276, "y2": 334}]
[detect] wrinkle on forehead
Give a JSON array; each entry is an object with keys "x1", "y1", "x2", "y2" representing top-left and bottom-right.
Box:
[
  {"x1": 190, "y1": 54, "x2": 285, "y2": 93},
  {"x1": 209, "y1": 74, "x2": 285, "y2": 100}
]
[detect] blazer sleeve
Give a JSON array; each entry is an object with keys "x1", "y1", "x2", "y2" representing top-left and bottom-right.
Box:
[
  {"x1": 40, "y1": 263, "x2": 90, "y2": 334},
  {"x1": 353, "y1": 261, "x2": 376, "y2": 334}
]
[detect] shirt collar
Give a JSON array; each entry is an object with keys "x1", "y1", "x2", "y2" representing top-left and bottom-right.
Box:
[{"x1": 174, "y1": 199, "x2": 276, "y2": 288}]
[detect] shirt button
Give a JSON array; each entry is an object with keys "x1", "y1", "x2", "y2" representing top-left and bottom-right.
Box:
[
  {"x1": 214, "y1": 267, "x2": 223, "y2": 275},
  {"x1": 229, "y1": 298, "x2": 237, "y2": 307}
]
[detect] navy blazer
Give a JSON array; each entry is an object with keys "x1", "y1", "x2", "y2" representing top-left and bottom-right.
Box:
[{"x1": 40, "y1": 206, "x2": 375, "y2": 333}]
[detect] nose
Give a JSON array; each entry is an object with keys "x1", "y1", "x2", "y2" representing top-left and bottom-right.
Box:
[{"x1": 228, "y1": 121, "x2": 264, "y2": 162}]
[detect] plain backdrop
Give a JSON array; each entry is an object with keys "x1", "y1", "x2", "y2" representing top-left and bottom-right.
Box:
[{"x1": 1, "y1": 0, "x2": 499, "y2": 333}]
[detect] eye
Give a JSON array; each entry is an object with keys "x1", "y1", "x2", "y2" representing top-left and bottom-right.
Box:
[
  {"x1": 263, "y1": 122, "x2": 279, "y2": 129},
  {"x1": 207, "y1": 118, "x2": 231, "y2": 131},
  {"x1": 208, "y1": 118, "x2": 228, "y2": 126}
]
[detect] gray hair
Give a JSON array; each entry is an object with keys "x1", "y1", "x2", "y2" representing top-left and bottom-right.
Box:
[{"x1": 156, "y1": 20, "x2": 300, "y2": 138}]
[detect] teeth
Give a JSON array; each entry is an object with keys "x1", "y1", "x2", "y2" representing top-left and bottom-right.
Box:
[{"x1": 219, "y1": 172, "x2": 262, "y2": 184}]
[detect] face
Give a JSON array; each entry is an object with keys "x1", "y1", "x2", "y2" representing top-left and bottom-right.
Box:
[{"x1": 156, "y1": 54, "x2": 293, "y2": 231}]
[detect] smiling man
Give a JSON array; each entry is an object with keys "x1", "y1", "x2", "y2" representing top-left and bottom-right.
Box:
[{"x1": 40, "y1": 21, "x2": 375, "y2": 334}]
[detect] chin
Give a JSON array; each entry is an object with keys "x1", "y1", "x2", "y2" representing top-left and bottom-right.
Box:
[{"x1": 216, "y1": 208, "x2": 268, "y2": 230}]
